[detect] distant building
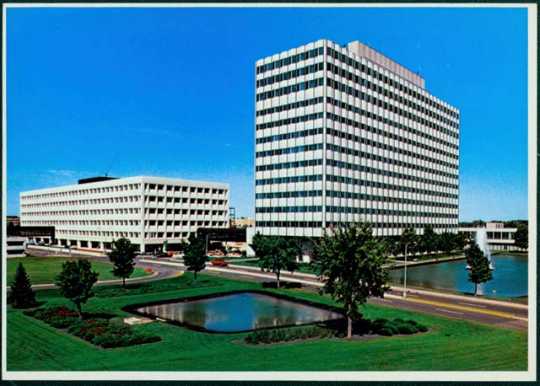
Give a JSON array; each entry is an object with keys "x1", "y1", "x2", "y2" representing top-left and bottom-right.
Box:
[
  {"x1": 20, "y1": 176, "x2": 229, "y2": 253},
  {"x1": 7, "y1": 215, "x2": 20, "y2": 227},
  {"x1": 458, "y1": 222, "x2": 519, "y2": 251},
  {"x1": 255, "y1": 39, "x2": 460, "y2": 238},
  {"x1": 232, "y1": 217, "x2": 255, "y2": 228},
  {"x1": 6, "y1": 237, "x2": 26, "y2": 258}
]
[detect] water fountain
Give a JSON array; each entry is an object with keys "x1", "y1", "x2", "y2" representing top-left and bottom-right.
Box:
[{"x1": 475, "y1": 228, "x2": 493, "y2": 269}]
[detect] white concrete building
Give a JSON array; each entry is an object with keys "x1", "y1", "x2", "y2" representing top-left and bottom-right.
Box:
[
  {"x1": 20, "y1": 176, "x2": 229, "y2": 253},
  {"x1": 459, "y1": 222, "x2": 519, "y2": 251},
  {"x1": 255, "y1": 39, "x2": 460, "y2": 237}
]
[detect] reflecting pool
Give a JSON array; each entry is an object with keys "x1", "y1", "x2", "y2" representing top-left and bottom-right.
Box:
[
  {"x1": 388, "y1": 254, "x2": 528, "y2": 298},
  {"x1": 136, "y1": 292, "x2": 344, "y2": 332}
]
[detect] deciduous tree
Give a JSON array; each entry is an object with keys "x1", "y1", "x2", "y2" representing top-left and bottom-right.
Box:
[
  {"x1": 253, "y1": 234, "x2": 300, "y2": 288},
  {"x1": 313, "y1": 223, "x2": 389, "y2": 339},
  {"x1": 108, "y1": 238, "x2": 138, "y2": 288},
  {"x1": 55, "y1": 259, "x2": 99, "y2": 319},
  {"x1": 184, "y1": 233, "x2": 207, "y2": 281},
  {"x1": 466, "y1": 241, "x2": 492, "y2": 296}
]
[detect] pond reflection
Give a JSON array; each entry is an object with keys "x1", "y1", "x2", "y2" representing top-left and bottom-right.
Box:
[{"x1": 136, "y1": 292, "x2": 343, "y2": 332}]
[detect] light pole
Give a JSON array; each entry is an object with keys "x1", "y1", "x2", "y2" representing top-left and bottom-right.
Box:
[{"x1": 403, "y1": 242, "x2": 408, "y2": 298}]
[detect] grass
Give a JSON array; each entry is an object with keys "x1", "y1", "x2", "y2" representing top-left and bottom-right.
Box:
[
  {"x1": 230, "y1": 259, "x2": 316, "y2": 274},
  {"x1": 7, "y1": 273, "x2": 527, "y2": 371},
  {"x1": 7, "y1": 256, "x2": 150, "y2": 285}
]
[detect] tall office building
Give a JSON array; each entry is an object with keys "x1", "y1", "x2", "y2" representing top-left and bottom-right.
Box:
[
  {"x1": 20, "y1": 176, "x2": 229, "y2": 252},
  {"x1": 255, "y1": 39, "x2": 460, "y2": 238}
]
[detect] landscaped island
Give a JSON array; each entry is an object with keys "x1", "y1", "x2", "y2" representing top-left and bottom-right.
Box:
[
  {"x1": 7, "y1": 273, "x2": 527, "y2": 371},
  {"x1": 7, "y1": 256, "x2": 150, "y2": 285}
]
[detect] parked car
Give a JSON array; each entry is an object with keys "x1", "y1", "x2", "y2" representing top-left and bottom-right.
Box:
[{"x1": 210, "y1": 258, "x2": 228, "y2": 267}]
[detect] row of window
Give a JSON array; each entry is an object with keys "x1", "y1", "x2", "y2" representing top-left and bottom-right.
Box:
[
  {"x1": 326, "y1": 47, "x2": 458, "y2": 119},
  {"x1": 256, "y1": 47, "x2": 324, "y2": 74},
  {"x1": 256, "y1": 62, "x2": 324, "y2": 87},
  {"x1": 255, "y1": 158, "x2": 323, "y2": 172},
  {"x1": 146, "y1": 196, "x2": 227, "y2": 205},
  {"x1": 326, "y1": 127, "x2": 458, "y2": 174},
  {"x1": 255, "y1": 175, "x2": 323, "y2": 185},
  {"x1": 325, "y1": 190, "x2": 458, "y2": 209},
  {"x1": 57, "y1": 230, "x2": 141, "y2": 238},
  {"x1": 256, "y1": 190, "x2": 323, "y2": 199},
  {"x1": 256, "y1": 206, "x2": 323, "y2": 213},
  {"x1": 256, "y1": 97, "x2": 324, "y2": 117},
  {"x1": 21, "y1": 208, "x2": 141, "y2": 217},
  {"x1": 326, "y1": 206, "x2": 455, "y2": 218},
  {"x1": 145, "y1": 220, "x2": 227, "y2": 227},
  {"x1": 21, "y1": 195, "x2": 141, "y2": 209},
  {"x1": 21, "y1": 183, "x2": 143, "y2": 201},
  {"x1": 326, "y1": 158, "x2": 458, "y2": 190},
  {"x1": 144, "y1": 184, "x2": 227, "y2": 195},
  {"x1": 326, "y1": 97, "x2": 458, "y2": 154},
  {"x1": 256, "y1": 127, "x2": 323, "y2": 144},
  {"x1": 327, "y1": 63, "x2": 458, "y2": 130},
  {"x1": 145, "y1": 208, "x2": 227, "y2": 216},
  {"x1": 256, "y1": 78, "x2": 324, "y2": 102},
  {"x1": 326, "y1": 174, "x2": 458, "y2": 199},
  {"x1": 256, "y1": 221, "x2": 457, "y2": 229},
  {"x1": 256, "y1": 143, "x2": 323, "y2": 158},
  {"x1": 256, "y1": 112, "x2": 324, "y2": 131}
]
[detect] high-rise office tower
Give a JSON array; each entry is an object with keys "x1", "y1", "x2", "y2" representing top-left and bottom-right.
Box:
[{"x1": 254, "y1": 39, "x2": 460, "y2": 238}]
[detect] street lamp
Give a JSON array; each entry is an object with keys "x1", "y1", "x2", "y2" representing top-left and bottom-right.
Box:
[{"x1": 403, "y1": 242, "x2": 408, "y2": 299}]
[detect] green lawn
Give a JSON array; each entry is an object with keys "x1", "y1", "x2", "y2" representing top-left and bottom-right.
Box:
[
  {"x1": 7, "y1": 256, "x2": 150, "y2": 285},
  {"x1": 7, "y1": 273, "x2": 527, "y2": 371},
  {"x1": 229, "y1": 259, "x2": 316, "y2": 274}
]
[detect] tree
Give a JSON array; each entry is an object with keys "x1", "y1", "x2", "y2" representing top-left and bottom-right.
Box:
[
  {"x1": 399, "y1": 226, "x2": 418, "y2": 257},
  {"x1": 183, "y1": 233, "x2": 207, "y2": 280},
  {"x1": 108, "y1": 238, "x2": 137, "y2": 288},
  {"x1": 253, "y1": 235, "x2": 300, "y2": 288},
  {"x1": 55, "y1": 259, "x2": 99, "y2": 319},
  {"x1": 466, "y1": 241, "x2": 492, "y2": 296},
  {"x1": 312, "y1": 223, "x2": 389, "y2": 339},
  {"x1": 420, "y1": 225, "x2": 437, "y2": 253},
  {"x1": 436, "y1": 232, "x2": 455, "y2": 254},
  {"x1": 9, "y1": 263, "x2": 37, "y2": 308},
  {"x1": 514, "y1": 223, "x2": 528, "y2": 250}
]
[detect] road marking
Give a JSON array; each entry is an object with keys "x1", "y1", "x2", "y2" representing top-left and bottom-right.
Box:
[
  {"x1": 459, "y1": 302, "x2": 487, "y2": 308},
  {"x1": 435, "y1": 308, "x2": 464, "y2": 315},
  {"x1": 400, "y1": 297, "x2": 528, "y2": 322}
]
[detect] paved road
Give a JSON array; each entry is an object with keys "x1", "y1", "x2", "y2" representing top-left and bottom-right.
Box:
[
  {"x1": 25, "y1": 249, "x2": 182, "y2": 289},
  {"x1": 141, "y1": 258, "x2": 528, "y2": 332}
]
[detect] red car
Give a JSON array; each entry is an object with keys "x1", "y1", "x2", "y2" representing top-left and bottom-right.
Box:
[{"x1": 211, "y1": 258, "x2": 228, "y2": 267}]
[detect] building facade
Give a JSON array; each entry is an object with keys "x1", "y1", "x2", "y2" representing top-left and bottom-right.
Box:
[
  {"x1": 459, "y1": 222, "x2": 520, "y2": 252},
  {"x1": 255, "y1": 39, "x2": 460, "y2": 238},
  {"x1": 20, "y1": 176, "x2": 229, "y2": 253}
]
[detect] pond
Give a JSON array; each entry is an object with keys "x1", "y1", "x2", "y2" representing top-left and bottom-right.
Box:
[
  {"x1": 134, "y1": 291, "x2": 344, "y2": 332},
  {"x1": 388, "y1": 254, "x2": 528, "y2": 298}
]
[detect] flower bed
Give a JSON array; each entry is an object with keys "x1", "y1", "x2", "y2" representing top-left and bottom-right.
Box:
[{"x1": 24, "y1": 306, "x2": 161, "y2": 348}]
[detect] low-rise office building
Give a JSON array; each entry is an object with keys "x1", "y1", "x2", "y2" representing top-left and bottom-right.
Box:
[
  {"x1": 20, "y1": 176, "x2": 230, "y2": 253},
  {"x1": 458, "y1": 222, "x2": 519, "y2": 251}
]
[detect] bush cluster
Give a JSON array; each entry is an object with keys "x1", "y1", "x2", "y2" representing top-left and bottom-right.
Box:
[
  {"x1": 245, "y1": 325, "x2": 334, "y2": 344},
  {"x1": 24, "y1": 306, "x2": 79, "y2": 328},
  {"x1": 68, "y1": 318, "x2": 161, "y2": 348},
  {"x1": 24, "y1": 306, "x2": 161, "y2": 348},
  {"x1": 371, "y1": 318, "x2": 428, "y2": 336}
]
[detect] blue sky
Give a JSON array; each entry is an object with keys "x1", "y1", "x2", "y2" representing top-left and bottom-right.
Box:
[{"x1": 7, "y1": 7, "x2": 528, "y2": 221}]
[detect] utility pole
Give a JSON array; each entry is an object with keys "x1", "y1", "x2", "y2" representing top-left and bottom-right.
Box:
[{"x1": 403, "y1": 242, "x2": 408, "y2": 298}]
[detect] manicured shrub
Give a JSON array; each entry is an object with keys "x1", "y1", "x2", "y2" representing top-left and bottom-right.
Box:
[
  {"x1": 244, "y1": 325, "x2": 334, "y2": 344},
  {"x1": 25, "y1": 306, "x2": 161, "y2": 348}
]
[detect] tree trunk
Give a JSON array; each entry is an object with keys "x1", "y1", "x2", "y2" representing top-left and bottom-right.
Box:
[
  {"x1": 276, "y1": 271, "x2": 280, "y2": 288},
  {"x1": 194, "y1": 271, "x2": 197, "y2": 281},
  {"x1": 122, "y1": 277, "x2": 126, "y2": 288},
  {"x1": 474, "y1": 282, "x2": 478, "y2": 296},
  {"x1": 76, "y1": 302, "x2": 83, "y2": 320},
  {"x1": 347, "y1": 316, "x2": 352, "y2": 339}
]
